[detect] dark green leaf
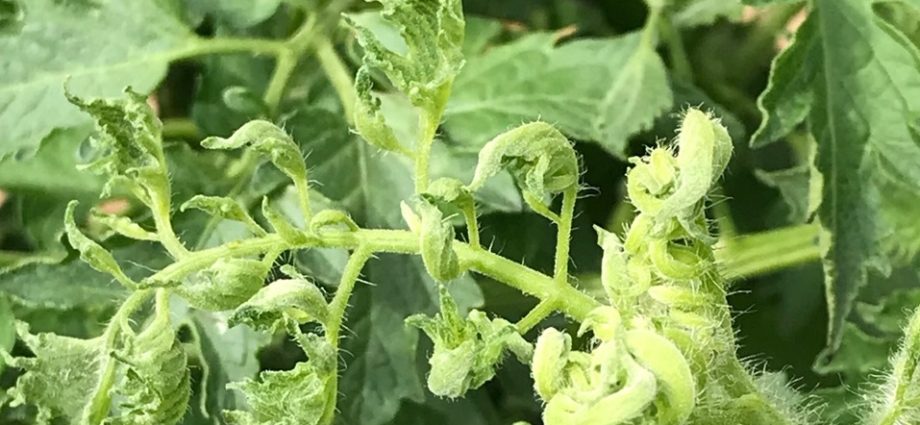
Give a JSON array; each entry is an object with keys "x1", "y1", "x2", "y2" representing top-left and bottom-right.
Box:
[{"x1": 752, "y1": 0, "x2": 920, "y2": 350}]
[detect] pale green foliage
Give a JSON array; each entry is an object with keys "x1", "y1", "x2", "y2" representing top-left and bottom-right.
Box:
[
  {"x1": 527, "y1": 108, "x2": 808, "y2": 425},
  {"x1": 469, "y1": 122, "x2": 579, "y2": 220},
  {"x1": 6, "y1": 1, "x2": 920, "y2": 424},
  {"x1": 202, "y1": 120, "x2": 308, "y2": 187},
  {"x1": 108, "y1": 294, "x2": 190, "y2": 425},
  {"x1": 64, "y1": 201, "x2": 136, "y2": 289},
  {"x1": 66, "y1": 89, "x2": 170, "y2": 206},
  {"x1": 863, "y1": 305, "x2": 920, "y2": 425},
  {"x1": 91, "y1": 210, "x2": 158, "y2": 241},
  {"x1": 347, "y1": 0, "x2": 464, "y2": 112},
  {"x1": 2, "y1": 297, "x2": 190, "y2": 425},
  {"x1": 1, "y1": 322, "x2": 106, "y2": 423},
  {"x1": 177, "y1": 258, "x2": 269, "y2": 311},
  {"x1": 406, "y1": 286, "x2": 532, "y2": 398},
  {"x1": 230, "y1": 278, "x2": 329, "y2": 331},
  {"x1": 181, "y1": 195, "x2": 267, "y2": 236},
  {"x1": 225, "y1": 334, "x2": 336, "y2": 425},
  {"x1": 406, "y1": 199, "x2": 461, "y2": 282},
  {"x1": 353, "y1": 67, "x2": 412, "y2": 155}
]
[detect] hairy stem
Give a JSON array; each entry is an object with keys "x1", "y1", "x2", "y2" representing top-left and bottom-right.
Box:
[
  {"x1": 553, "y1": 187, "x2": 578, "y2": 285},
  {"x1": 161, "y1": 118, "x2": 200, "y2": 141},
  {"x1": 320, "y1": 246, "x2": 373, "y2": 425},
  {"x1": 716, "y1": 223, "x2": 821, "y2": 279},
  {"x1": 146, "y1": 229, "x2": 597, "y2": 320},
  {"x1": 151, "y1": 196, "x2": 189, "y2": 259},
  {"x1": 315, "y1": 37, "x2": 357, "y2": 125},
  {"x1": 659, "y1": 12, "x2": 693, "y2": 82},
  {"x1": 84, "y1": 289, "x2": 155, "y2": 425},
  {"x1": 516, "y1": 298, "x2": 558, "y2": 334},
  {"x1": 263, "y1": 15, "x2": 320, "y2": 113}
]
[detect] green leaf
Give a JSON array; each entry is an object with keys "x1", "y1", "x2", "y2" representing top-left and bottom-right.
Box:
[
  {"x1": 0, "y1": 259, "x2": 126, "y2": 310},
  {"x1": 201, "y1": 120, "x2": 308, "y2": 190},
  {"x1": 177, "y1": 307, "x2": 269, "y2": 424},
  {"x1": 353, "y1": 68, "x2": 413, "y2": 156},
  {"x1": 0, "y1": 243, "x2": 167, "y2": 310},
  {"x1": 754, "y1": 166, "x2": 812, "y2": 224},
  {"x1": 444, "y1": 32, "x2": 672, "y2": 157},
  {"x1": 280, "y1": 105, "x2": 485, "y2": 424},
  {"x1": 346, "y1": 0, "x2": 464, "y2": 112},
  {"x1": 64, "y1": 201, "x2": 136, "y2": 289},
  {"x1": 229, "y1": 278, "x2": 329, "y2": 331},
  {"x1": 225, "y1": 333, "x2": 335, "y2": 425},
  {"x1": 406, "y1": 286, "x2": 532, "y2": 399},
  {"x1": 469, "y1": 122, "x2": 578, "y2": 219},
  {"x1": 67, "y1": 89, "x2": 171, "y2": 207},
  {"x1": 181, "y1": 195, "x2": 266, "y2": 236},
  {"x1": 108, "y1": 295, "x2": 190, "y2": 425},
  {"x1": 0, "y1": 0, "x2": 195, "y2": 159},
  {"x1": 1, "y1": 322, "x2": 107, "y2": 424},
  {"x1": 752, "y1": 0, "x2": 920, "y2": 350},
  {"x1": 176, "y1": 258, "x2": 270, "y2": 312},
  {"x1": 0, "y1": 126, "x2": 101, "y2": 196}
]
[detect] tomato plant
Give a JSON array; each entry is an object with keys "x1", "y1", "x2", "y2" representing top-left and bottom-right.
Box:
[{"x1": 1, "y1": 0, "x2": 919, "y2": 424}]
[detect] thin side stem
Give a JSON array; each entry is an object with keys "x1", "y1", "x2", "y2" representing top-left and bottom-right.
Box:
[
  {"x1": 151, "y1": 196, "x2": 190, "y2": 259},
  {"x1": 172, "y1": 37, "x2": 288, "y2": 60},
  {"x1": 161, "y1": 118, "x2": 200, "y2": 141},
  {"x1": 263, "y1": 15, "x2": 321, "y2": 112},
  {"x1": 516, "y1": 298, "x2": 558, "y2": 334},
  {"x1": 315, "y1": 37, "x2": 357, "y2": 125},
  {"x1": 414, "y1": 109, "x2": 437, "y2": 194},
  {"x1": 84, "y1": 289, "x2": 155, "y2": 425},
  {"x1": 553, "y1": 187, "x2": 578, "y2": 285},
  {"x1": 320, "y1": 247, "x2": 373, "y2": 425},
  {"x1": 326, "y1": 247, "x2": 373, "y2": 344},
  {"x1": 463, "y1": 206, "x2": 481, "y2": 249},
  {"x1": 659, "y1": 13, "x2": 693, "y2": 82},
  {"x1": 716, "y1": 223, "x2": 821, "y2": 279}
]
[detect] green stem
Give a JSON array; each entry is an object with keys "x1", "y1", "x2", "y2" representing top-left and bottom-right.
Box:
[
  {"x1": 263, "y1": 15, "x2": 321, "y2": 113},
  {"x1": 84, "y1": 289, "x2": 155, "y2": 425},
  {"x1": 640, "y1": 5, "x2": 663, "y2": 49},
  {"x1": 716, "y1": 223, "x2": 821, "y2": 279},
  {"x1": 315, "y1": 37, "x2": 357, "y2": 125},
  {"x1": 516, "y1": 298, "x2": 558, "y2": 334},
  {"x1": 320, "y1": 246, "x2": 373, "y2": 425},
  {"x1": 326, "y1": 247, "x2": 373, "y2": 345},
  {"x1": 413, "y1": 82, "x2": 452, "y2": 194},
  {"x1": 414, "y1": 110, "x2": 436, "y2": 194},
  {"x1": 161, "y1": 118, "x2": 201, "y2": 141},
  {"x1": 659, "y1": 12, "x2": 693, "y2": 82},
  {"x1": 173, "y1": 37, "x2": 288, "y2": 60},
  {"x1": 553, "y1": 187, "x2": 578, "y2": 285},
  {"x1": 146, "y1": 228, "x2": 598, "y2": 321},
  {"x1": 463, "y1": 206, "x2": 481, "y2": 249},
  {"x1": 151, "y1": 196, "x2": 189, "y2": 259}
]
